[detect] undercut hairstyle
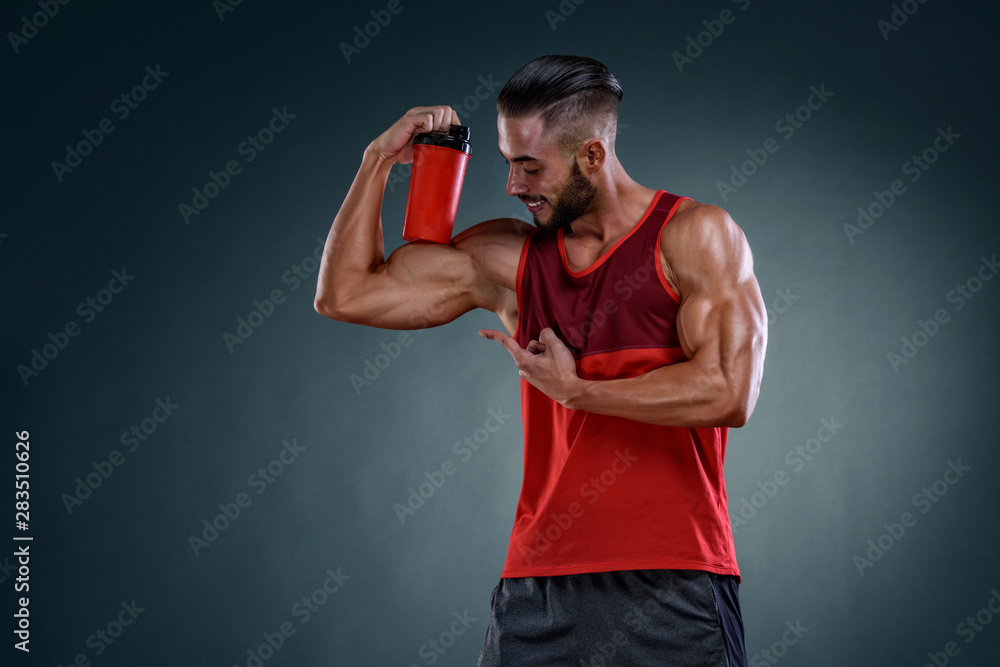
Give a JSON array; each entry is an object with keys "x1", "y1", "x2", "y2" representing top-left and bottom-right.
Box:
[{"x1": 496, "y1": 55, "x2": 623, "y2": 160}]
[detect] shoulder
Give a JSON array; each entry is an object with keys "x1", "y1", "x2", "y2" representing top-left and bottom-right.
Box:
[
  {"x1": 451, "y1": 218, "x2": 536, "y2": 291},
  {"x1": 452, "y1": 217, "x2": 535, "y2": 248},
  {"x1": 660, "y1": 199, "x2": 755, "y2": 293},
  {"x1": 662, "y1": 200, "x2": 744, "y2": 251}
]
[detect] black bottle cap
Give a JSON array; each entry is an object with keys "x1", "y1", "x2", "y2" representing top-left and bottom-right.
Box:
[{"x1": 414, "y1": 124, "x2": 472, "y2": 155}]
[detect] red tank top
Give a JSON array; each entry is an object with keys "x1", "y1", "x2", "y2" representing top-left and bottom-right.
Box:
[{"x1": 501, "y1": 189, "x2": 740, "y2": 579}]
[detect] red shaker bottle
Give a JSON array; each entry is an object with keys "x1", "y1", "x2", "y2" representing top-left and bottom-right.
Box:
[{"x1": 402, "y1": 124, "x2": 472, "y2": 243}]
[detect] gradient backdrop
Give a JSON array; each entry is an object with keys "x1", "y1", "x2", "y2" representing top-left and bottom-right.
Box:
[{"x1": 4, "y1": 1, "x2": 1000, "y2": 665}]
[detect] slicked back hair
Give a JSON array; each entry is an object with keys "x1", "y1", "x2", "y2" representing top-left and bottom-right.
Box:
[{"x1": 496, "y1": 55, "x2": 623, "y2": 160}]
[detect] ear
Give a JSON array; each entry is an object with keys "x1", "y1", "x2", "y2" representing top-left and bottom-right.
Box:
[{"x1": 576, "y1": 138, "x2": 607, "y2": 174}]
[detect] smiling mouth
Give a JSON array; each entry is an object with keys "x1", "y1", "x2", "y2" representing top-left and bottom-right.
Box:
[{"x1": 520, "y1": 197, "x2": 546, "y2": 212}]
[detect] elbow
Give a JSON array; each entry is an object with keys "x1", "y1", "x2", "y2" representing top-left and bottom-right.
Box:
[
  {"x1": 718, "y1": 388, "x2": 758, "y2": 428},
  {"x1": 314, "y1": 295, "x2": 347, "y2": 322},
  {"x1": 721, "y1": 405, "x2": 750, "y2": 428},
  {"x1": 315, "y1": 293, "x2": 374, "y2": 325}
]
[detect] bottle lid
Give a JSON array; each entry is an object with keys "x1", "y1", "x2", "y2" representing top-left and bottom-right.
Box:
[{"x1": 414, "y1": 124, "x2": 472, "y2": 155}]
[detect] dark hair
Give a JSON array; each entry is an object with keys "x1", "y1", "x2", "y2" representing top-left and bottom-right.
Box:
[{"x1": 496, "y1": 55, "x2": 623, "y2": 156}]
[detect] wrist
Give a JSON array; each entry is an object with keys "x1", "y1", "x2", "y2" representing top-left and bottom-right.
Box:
[
  {"x1": 562, "y1": 377, "x2": 593, "y2": 411},
  {"x1": 363, "y1": 143, "x2": 396, "y2": 169}
]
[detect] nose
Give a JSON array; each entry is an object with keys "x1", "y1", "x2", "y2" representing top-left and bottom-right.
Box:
[{"x1": 506, "y1": 166, "x2": 527, "y2": 197}]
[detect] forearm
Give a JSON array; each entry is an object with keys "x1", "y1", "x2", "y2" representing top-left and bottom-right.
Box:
[
  {"x1": 565, "y1": 359, "x2": 754, "y2": 428},
  {"x1": 315, "y1": 147, "x2": 394, "y2": 314}
]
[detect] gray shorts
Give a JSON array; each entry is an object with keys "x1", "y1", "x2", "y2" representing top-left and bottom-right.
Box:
[{"x1": 477, "y1": 569, "x2": 747, "y2": 666}]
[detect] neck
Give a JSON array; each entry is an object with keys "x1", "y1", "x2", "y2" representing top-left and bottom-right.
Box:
[{"x1": 570, "y1": 160, "x2": 654, "y2": 243}]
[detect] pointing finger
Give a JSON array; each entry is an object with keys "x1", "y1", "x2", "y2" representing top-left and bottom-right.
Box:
[{"x1": 480, "y1": 329, "x2": 529, "y2": 366}]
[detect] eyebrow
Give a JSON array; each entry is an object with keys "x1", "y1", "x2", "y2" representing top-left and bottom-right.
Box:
[{"x1": 498, "y1": 148, "x2": 539, "y2": 163}]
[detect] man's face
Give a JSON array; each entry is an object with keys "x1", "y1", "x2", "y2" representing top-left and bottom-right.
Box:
[{"x1": 497, "y1": 114, "x2": 597, "y2": 231}]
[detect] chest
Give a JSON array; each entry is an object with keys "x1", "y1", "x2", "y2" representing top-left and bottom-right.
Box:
[
  {"x1": 517, "y1": 232, "x2": 680, "y2": 356},
  {"x1": 561, "y1": 235, "x2": 619, "y2": 273}
]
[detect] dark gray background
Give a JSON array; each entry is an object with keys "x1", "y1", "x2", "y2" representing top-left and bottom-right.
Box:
[{"x1": 4, "y1": 0, "x2": 999, "y2": 665}]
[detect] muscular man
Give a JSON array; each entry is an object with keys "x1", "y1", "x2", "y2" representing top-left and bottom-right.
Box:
[{"x1": 315, "y1": 55, "x2": 766, "y2": 666}]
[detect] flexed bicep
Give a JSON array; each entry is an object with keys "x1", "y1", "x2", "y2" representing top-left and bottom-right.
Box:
[{"x1": 668, "y1": 204, "x2": 767, "y2": 424}]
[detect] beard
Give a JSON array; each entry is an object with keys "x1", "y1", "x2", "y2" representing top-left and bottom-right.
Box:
[{"x1": 534, "y1": 160, "x2": 597, "y2": 232}]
